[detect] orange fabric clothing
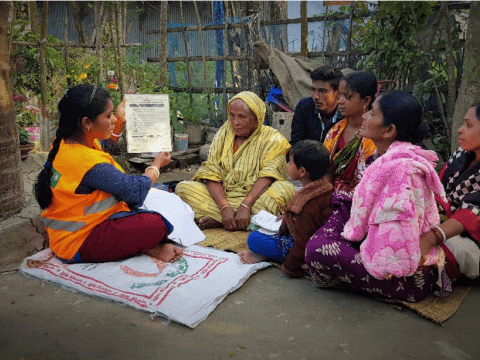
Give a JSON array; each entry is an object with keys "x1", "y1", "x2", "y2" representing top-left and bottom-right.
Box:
[
  {"x1": 323, "y1": 118, "x2": 377, "y2": 194},
  {"x1": 41, "y1": 139, "x2": 130, "y2": 260}
]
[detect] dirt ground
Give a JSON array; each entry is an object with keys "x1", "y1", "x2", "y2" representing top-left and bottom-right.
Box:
[{"x1": 1, "y1": 157, "x2": 480, "y2": 360}]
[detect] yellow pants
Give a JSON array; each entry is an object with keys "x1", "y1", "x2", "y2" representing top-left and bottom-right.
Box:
[{"x1": 175, "y1": 180, "x2": 296, "y2": 222}]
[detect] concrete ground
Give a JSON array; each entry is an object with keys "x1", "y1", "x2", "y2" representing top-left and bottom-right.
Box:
[{"x1": 1, "y1": 154, "x2": 480, "y2": 360}]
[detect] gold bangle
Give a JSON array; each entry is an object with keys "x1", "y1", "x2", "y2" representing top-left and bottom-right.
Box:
[
  {"x1": 240, "y1": 203, "x2": 250, "y2": 211},
  {"x1": 111, "y1": 133, "x2": 122, "y2": 137},
  {"x1": 145, "y1": 165, "x2": 160, "y2": 178},
  {"x1": 220, "y1": 205, "x2": 230, "y2": 212}
]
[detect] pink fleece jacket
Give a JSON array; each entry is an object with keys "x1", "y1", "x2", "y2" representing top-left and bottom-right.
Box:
[{"x1": 342, "y1": 141, "x2": 447, "y2": 280}]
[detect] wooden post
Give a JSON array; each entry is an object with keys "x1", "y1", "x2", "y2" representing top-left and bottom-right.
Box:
[
  {"x1": 242, "y1": 16, "x2": 249, "y2": 89},
  {"x1": 159, "y1": 0, "x2": 168, "y2": 87},
  {"x1": 322, "y1": 5, "x2": 328, "y2": 61},
  {"x1": 193, "y1": 0, "x2": 212, "y2": 119},
  {"x1": 114, "y1": 2, "x2": 125, "y2": 96},
  {"x1": 64, "y1": 9, "x2": 69, "y2": 87},
  {"x1": 39, "y1": 2, "x2": 50, "y2": 151},
  {"x1": 94, "y1": 1, "x2": 104, "y2": 83},
  {"x1": 346, "y1": 6, "x2": 354, "y2": 68},
  {"x1": 223, "y1": 9, "x2": 229, "y2": 121},
  {"x1": 300, "y1": 0, "x2": 308, "y2": 57},
  {"x1": 108, "y1": 12, "x2": 119, "y2": 85},
  {"x1": 179, "y1": 1, "x2": 193, "y2": 107},
  {"x1": 444, "y1": 10, "x2": 456, "y2": 119}
]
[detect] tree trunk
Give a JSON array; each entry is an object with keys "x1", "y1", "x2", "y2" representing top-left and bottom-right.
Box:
[
  {"x1": 39, "y1": 1, "x2": 50, "y2": 151},
  {"x1": 159, "y1": 0, "x2": 168, "y2": 87},
  {"x1": 70, "y1": 1, "x2": 88, "y2": 44},
  {"x1": 0, "y1": 1, "x2": 25, "y2": 218},
  {"x1": 451, "y1": 1, "x2": 480, "y2": 151}
]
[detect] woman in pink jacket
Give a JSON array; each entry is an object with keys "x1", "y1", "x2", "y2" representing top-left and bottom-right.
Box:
[{"x1": 305, "y1": 90, "x2": 452, "y2": 302}]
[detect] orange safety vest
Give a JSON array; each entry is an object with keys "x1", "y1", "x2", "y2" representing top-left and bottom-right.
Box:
[{"x1": 41, "y1": 139, "x2": 130, "y2": 260}]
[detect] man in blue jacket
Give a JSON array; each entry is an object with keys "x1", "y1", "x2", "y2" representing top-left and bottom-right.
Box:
[{"x1": 290, "y1": 66, "x2": 343, "y2": 145}]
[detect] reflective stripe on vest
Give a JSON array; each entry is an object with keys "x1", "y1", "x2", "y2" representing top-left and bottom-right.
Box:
[
  {"x1": 42, "y1": 217, "x2": 86, "y2": 232},
  {"x1": 83, "y1": 195, "x2": 119, "y2": 216},
  {"x1": 43, "y1": 195, "x2": 119, "y2": 233}
]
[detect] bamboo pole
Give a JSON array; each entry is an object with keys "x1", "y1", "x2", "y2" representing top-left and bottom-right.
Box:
[
  {"x1": 10, "y1": 41, "x2": 141, "y2": 48},
  {"x1": 444, "y1": 10, "x2": 456, "y2": 119},
  {"x1": 146, "y1": 11, "x2": 376, "y2": 34},
  {"x1": 39, "y1": 2, "x2": 50, "y2": 151},
  {"x1": 179, "y1": 1, "x2": 193, "y2": 107},
  {"x1": 300, "y1": 1, "x2": 308, "y2": 57},
  {"x1": 94, "y1": 1, "x2": 104, "y2": 83},
  {"x1": 242, "y1": 12, "x2": 249, "y2": 89},
  {"x1": 253, "y1": 11, "x2": 260, "y2": 94},
  {"x1": 64, "y1": 9, "x2": 69, "y2": 87},
  {"x1": 109, "y1": 11, "x2": 120, "y2": 90},
  {"x1": 159, "y1": 0, "x2": 168, "y2": 87},
  {"x1": 193, "y1": 0, "x2": 212, "y2": 119},
  {"x1": 433, "y1": 77, "x2": 451, "y2": 141},
  {"x1": 114, "y1": 2, "x2": 125, "y2": 96},
  {"x1": 322, "y1": 6, "x2": 328, "y2": 60},
  {"x1": 169, "y1": 86, "x2": 247, "y2": 94},
  {"x1": 223, "y1": 8, "x2": 229, "y2": 121},
  {"x1": 346, "y1": 6, "x2": 354, "y2": 67}
]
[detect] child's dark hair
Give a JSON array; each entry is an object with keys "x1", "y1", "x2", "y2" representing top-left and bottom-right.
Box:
[
  {"x1": 310, "y1": 66, "x2": 344, "y2": 91},
  {"x1": 475, "y1": 103, "x2": 480, "y2": 120},
  {"x1": 288, "y1": 140, "x2": 330, "y2": 181},
  {"x1": 342, "y1": 71, "x2": 377, "y2": 110},
  {"x1": 34, "y1": 85, "x2": 111, "y2": 209},
  {"x1": 378, "y1": 90, "x2": 427, "y2": 144}
]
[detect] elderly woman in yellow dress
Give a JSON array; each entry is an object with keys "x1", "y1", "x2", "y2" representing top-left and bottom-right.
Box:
[{"x1": 176, "y1": 91, "x2": 296, "y2": 231}]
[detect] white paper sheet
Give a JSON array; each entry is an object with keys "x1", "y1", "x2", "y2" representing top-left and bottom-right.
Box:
[
  {"x1": 125, "y1": 94, "x2": 172, "y2": 153},
  {"x1": 141, "y1": 188, "x2": 205, "y2": 247},
  {"x1": 250, "y1": 210, "x2": 281, "y2": 233}
]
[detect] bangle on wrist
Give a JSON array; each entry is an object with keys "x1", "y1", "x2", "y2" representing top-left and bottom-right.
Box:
[
  {"x1": 433, "y1": 225, "x2": 447, "y2": 243},
  {"x1": 431, "y1": 228, "x2": 442, "y2": 244},
  {"x1": 146, "y1": 165, "x2": 160, "y2": 178},
  {"x1": 111, "y1": 132, "x2": 122, "y2": 137},
  {"x1": 220, "y1": 205, "x2": 230, "y2": 212},
  {"x1": 240, "y1": 203, "x2": 250, "y2": 211}
]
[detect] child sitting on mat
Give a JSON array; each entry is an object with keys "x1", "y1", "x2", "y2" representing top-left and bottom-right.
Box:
[{"x1": 238, "y1": 140, "x2": 333, "y2": 277}]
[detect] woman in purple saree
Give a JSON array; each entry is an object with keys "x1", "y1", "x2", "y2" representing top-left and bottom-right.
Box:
[{"x1": 305, "y1": 90, "x2": 452, "y2": 302}]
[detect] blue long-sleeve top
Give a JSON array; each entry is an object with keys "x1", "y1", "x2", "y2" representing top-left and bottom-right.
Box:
[{"x1": 75, "y1": 139, "x2": 173, "y2": 231}]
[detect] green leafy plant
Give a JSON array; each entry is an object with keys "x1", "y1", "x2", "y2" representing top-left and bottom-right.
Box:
[
  {"x1": 352, "y1": 1, "x2": 436, "y2": 88},
  {"x1": 17, "y1": 110, "x2": 37, "y2": 127},
  {"x1": 18, "y1": 127, "x2": 33, "y2": 145}
]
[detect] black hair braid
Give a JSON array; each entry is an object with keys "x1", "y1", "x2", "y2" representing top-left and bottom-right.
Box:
[{"x1": 34, "y1": 135, "x2": 62, "y2": 209}]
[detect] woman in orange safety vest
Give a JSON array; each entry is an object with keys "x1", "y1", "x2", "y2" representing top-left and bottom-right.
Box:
[{"x1": 35, "y1": 85, "x2": 183, "y2": 264}]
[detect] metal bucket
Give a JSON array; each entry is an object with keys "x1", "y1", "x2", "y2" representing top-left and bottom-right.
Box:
[{"x1": 174, "y1": 133, "x2": 188, "y2": 152}]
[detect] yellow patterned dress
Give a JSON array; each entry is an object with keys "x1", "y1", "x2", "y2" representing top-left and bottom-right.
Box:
[{"x1": 176, "y1": 120, "x2": 296, "y2": 223}]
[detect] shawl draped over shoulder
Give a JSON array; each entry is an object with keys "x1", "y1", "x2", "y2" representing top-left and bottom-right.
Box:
[
  {"x1": 342, "y1": 141, "x2": 448, "y2": 280},
  {"x1": 323, "y1": 118, "x2": 376, "y2": 194}
]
